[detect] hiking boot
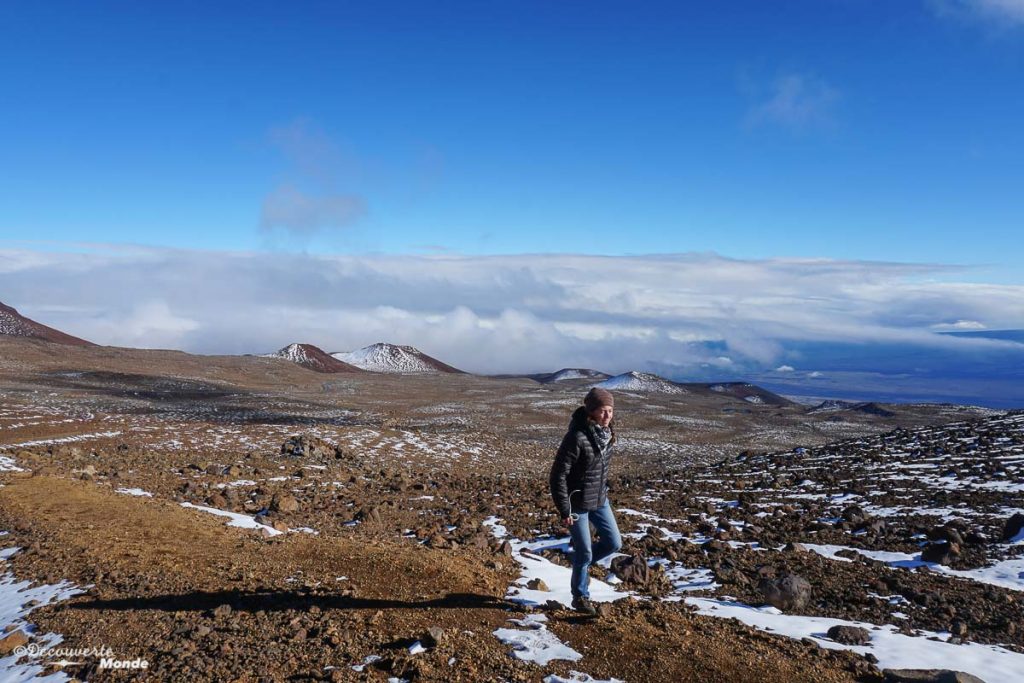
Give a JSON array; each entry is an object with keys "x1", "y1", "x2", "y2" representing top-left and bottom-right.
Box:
[{"x1": 571, "y1": 596, "x2": 597, "y2": 616}]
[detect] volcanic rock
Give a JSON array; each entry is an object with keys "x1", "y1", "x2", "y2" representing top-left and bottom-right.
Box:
[
  {"x1": 280, "y1": 435, "x2": 347, "y2": 459},
  {"x1": 827, "y1": 625, "x2": 870, "y2": 645},
  {"x1": 758, "y1": 573, "x2": 812, "y2": 611},
  {"x1": 1002, "y1": 513, "x2": 1024, "y2": 542},
  {"x1": 921, "y1": 542, "x2": 959, "y2": 565}
]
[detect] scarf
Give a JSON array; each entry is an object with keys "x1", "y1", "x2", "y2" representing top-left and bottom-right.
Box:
[{"x1": 591, "y1": 423, "x2": 612, "y2": 456}]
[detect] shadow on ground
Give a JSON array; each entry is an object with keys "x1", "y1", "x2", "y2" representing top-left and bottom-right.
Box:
[{"x1": 68, "y1": 590, "x2": 515, "y2": 613}]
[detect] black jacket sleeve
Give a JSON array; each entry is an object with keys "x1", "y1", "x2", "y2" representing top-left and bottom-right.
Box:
[{"x1": 549, "y1": 430, "x2": 579, "y2": 519}]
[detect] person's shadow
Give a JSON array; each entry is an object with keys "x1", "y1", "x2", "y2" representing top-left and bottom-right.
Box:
[{"x1": 68, "y1": 590, "x2": 514, "y2": 614}]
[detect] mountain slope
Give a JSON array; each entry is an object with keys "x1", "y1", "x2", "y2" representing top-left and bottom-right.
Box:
[
  {"x1": 690, "y1": 382, "x2": 794, "y2": 406},
  {"x1": 264, "y1": 343, "x2": 361, "y2": 373},
  {"x1": 332, "y1": 343, "x2": 462, "y2": 374},
  {"x1": 0, "y1": 300, "x2": 94, "y2": 346},
  {"x1": 807, "y1": 399, "x2": 896, "y2": 417},
  {"x1": 594, "y1": 371, "x2": 687, "y2": 394}
]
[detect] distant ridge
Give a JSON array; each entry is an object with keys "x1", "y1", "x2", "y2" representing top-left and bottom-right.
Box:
[
  {"x1": 808, "y1": 399, "x2": 896, "y2": 417},
  {"x1": 263, "y1": 343, "x2": 362, "y2": 373},
  {"x1": 691, "y1": 381, "x2": 793, "y2": 406},
  {"x1": 332, "y1": 343, "x2": 463, "y2": 374},
  {"x1": 537, "y1": 368, "x2": 611, "y2": 384},
  {"x1": 0, "y1": 300, "x2": 94, "y2": 346},
  {"x1": 594, "y1": 371, "x2": 687, "y2": 394}
]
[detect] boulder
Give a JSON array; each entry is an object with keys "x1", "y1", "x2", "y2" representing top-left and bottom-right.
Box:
[
  {"x1": 0, "y1": 630, "x2": 29, "y2": 655},
  {"x1": 921, "y1": 542, "x2": 959, "y2": 565},
  {"x1": 356, "y1": 507, "x2": 382, "y2": 524},
  {"x1": 526, "y1": 578, "x2": 549, "y2": 592},
  {"x1": 949, "y1": 620, "x2": 968, "y2": 637},
  {"x1": 827, "y1": 625, "x2": 870, "y2": 645},
  {"x1": 858, "y1": 518, "x2": 887, "y2": 535},
  {"x1": 1002, "y1": 513, "x2": 1024, "y2": 543},
  {"x1": 758, "y1": 573, "x2": 812, "y2": 611},
  {"x1": 609, "y1": 555, "x2": 656, "y2": 587},
  {"x1": 280, "y1": 435, "x2": 348, "y2": 460},
  {"x1": 841, "y1": 505, "x2": 867, "y2": 525},
  {"x1": 422, "y1": 626, "x2": 446, "y2": 648},
  {"x1": 928, "y1": 524, "x2": 965, "y2": 546},
  {"x1": 271, "y1": 493, "x2": 300, "y2": 513}
]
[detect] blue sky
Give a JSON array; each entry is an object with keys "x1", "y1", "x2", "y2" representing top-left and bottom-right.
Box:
[
  {"x1": 2, "y1": 1, "x2": 1023, "y2": 280},
  {"x1": 2, "y1": 2, "x2": 1023, "y2": 405}
]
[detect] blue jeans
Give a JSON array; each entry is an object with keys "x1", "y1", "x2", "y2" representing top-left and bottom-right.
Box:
[{"x1": 569, "y1": 499, "x2": 622, "y2": 599}]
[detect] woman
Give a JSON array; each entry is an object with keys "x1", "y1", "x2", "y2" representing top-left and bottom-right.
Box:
[{"x1": 549, "y1": 387, "x2": 623, "y2": 615}]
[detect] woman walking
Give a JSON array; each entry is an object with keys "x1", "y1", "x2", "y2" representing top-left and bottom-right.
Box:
[{"x1": 549, "y1": 387, "x2": 623, "y2": 615}]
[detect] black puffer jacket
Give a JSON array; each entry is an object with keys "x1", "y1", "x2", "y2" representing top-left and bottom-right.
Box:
[{"x1": 549, "y1": 406, "x2": 617, "y2": 519}]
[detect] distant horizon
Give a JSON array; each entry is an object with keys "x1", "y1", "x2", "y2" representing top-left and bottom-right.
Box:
[{"x1": 6, "y1": 296, "x2": 1023, "y2": 409}]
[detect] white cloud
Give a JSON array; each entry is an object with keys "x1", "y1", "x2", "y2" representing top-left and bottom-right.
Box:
[
  {"x1": 745, "y1": 73, "x2": 840, "y2": 130},
  {"x1": 930, "y1": 0, "x2": 1024, "y2": 26},
  {"x1": 43, "y1": 300, "x2": 200, "y2": 350},
  {"x1": 981, "y1": 0, "x2": 1024, "y2": 22},
  {"x1": 260, "y1": 119, "x2": 367, "y2": 237},
  {"x1": 931, "y1": 319, "x2": 988, "y2": 331},
  {"x1": 775, "y1": 365, "x2": 796, "y2": 373},
  {"x1": 260, "y1": 184, "x2": 365, "y2": 235},
  {"x1": 1, "y1": 246, "x2": 1022, "y2": 375}
]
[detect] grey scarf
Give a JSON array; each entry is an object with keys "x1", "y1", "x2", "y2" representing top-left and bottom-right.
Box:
[{"x1": 591, "y1": 424, "x2": 612, "y2": 456}]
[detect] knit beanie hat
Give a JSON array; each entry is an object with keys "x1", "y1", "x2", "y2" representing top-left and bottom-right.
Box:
[{"x1": 584, "y1": 387, "x2": 614, "y2": 413}]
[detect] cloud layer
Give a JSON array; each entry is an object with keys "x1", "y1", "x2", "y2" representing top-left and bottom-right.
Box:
[{"x1": 2, "y1": 246, "x2": 1022, "y2": 381}]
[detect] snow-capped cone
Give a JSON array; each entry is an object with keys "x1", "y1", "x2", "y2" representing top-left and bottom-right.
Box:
[
  {"x1": 0, "y1": 300, "x2": 94, "y2": 346},
  {"x1": 331, "y1": 343, "x2": 462, "y2": 374},
  {"x1": 263, "y1": 343, "x2": 361, "y2": 373},
  {"x1": 540, "y1": 368, "x2": 611, "y2": 383},
  {"x1": 593, "y1": 371, "x2": 687, "y2": 394}
]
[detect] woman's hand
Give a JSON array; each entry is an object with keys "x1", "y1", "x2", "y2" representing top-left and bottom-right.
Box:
[{"x1": 563, "y1": 516, "x2": 575, "y2": 527}]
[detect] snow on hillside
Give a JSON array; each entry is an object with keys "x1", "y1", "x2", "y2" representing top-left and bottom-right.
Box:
[
  {"x1": 594, "y1": 371, "x2": 686, "y2": 394},
  {"x1": 807, "y1": 399, "x2": 853, "y2": 413},
  {"x1": 333, "y1": 343, "x2": 458, "y2": 374},
  {"x1": 0, "y1": 308, "x2": 35, "y2": 337},
  {"x1": 261, "y1": 343, "x2": 357, "y2": 373},
  {"x1": 266, "y1": 343, "x2": 317, "y2": 365},
  {"x1": 0, "y1": 301, "x2": 93, "y2": 346},
  {"x1": 548, "y1": 368, "x2": 608, "y2": 382}
]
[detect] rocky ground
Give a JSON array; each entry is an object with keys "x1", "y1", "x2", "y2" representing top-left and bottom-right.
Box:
[{"x1": 0, "y1": 336, "x2": 1019, "y2": 682}]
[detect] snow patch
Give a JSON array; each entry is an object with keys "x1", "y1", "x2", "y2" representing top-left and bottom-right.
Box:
[
  {"x1": 595, "y1": 371, "x2": 685, "y2": 394},
  {"x1": 0, "y1": 542, "x2": 83, "y2": 683},
  {"x1": 686, "y1": 597, "x2": 1024, "y2": 683},
  {"x1": 493, "y1": 620, "x2": 582, "y2": 665},
  {"x1": 180, "y1": 503, "x2": 283, "y2": 536},
  {"x1": 115, "y1": 488, "x2": 153, "y2": 497}
]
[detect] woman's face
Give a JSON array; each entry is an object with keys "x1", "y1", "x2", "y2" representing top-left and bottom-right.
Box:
[{"x1": 589, "y1": 405, "x2": 613, "y2": 427}]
